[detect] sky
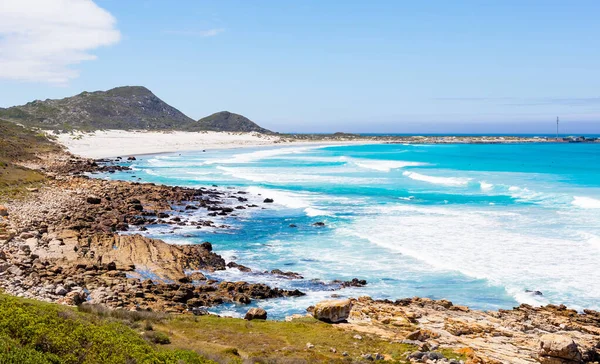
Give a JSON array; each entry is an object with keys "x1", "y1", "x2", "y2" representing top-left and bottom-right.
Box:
[{"x1": 0, "y1": 0, "x2": 599, "y2": 134}]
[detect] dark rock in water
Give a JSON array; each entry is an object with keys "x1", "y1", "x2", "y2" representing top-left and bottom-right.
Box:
[
  {"x1": 338, "y1": 278, "x2": 367, "y2": 288},
  {"x1": 157, "y1": 212, "x2": 169, "y2": 218},
  {"x1": 289, "y1": 224, "x2": 297, "y2": 228},
  {"x1": 227, "y1": 261, "x2": 252, "y2": 272},
  {"x1": 313, "y1": 222, "x2": 325, "y2": 227},
  {"x1": 270, "y1": 269, "x2": 303, "y2": 279},
  {"x1": 200, "y1": 242, "x2": 213, "y2": 252},
  {"x1": 526, "y1": 289, "x2": 543, "y2": 296},
  {"x1": 263, "y1": 198, "x2": 274, "y2": 203},
  {"x1": 127, "y1": 156, "x2": 136, "y2": 160},
  {"x1": 244, "y1": 307, "x2": 267, "y2": 320},
  {"x1": 86, "y1": 196, "x2": 101, "y2": 204}
]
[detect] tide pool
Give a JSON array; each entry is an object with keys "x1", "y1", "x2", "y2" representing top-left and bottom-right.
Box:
[{"x1": 105, "y1": 143, "x2": 600, "y2": 319}]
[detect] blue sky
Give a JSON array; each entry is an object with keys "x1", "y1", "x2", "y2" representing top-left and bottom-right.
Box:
[{"x1": 1, "y1": 0, "x2": 599, "y2": 133}]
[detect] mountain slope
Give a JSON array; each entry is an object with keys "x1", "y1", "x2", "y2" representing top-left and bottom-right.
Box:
[
  {"x1": 195, "y1": 111, "x2": 272, "y2": 133},
  {"x1": 0, "y1": 119, "x2": 62, "y2": 199},
  {"x1": 0, "y1": 86, "x2": 195, "y2": 131}
]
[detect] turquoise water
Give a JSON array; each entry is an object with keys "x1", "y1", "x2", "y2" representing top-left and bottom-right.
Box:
[{"x1": 106, "y1": 143, "x2": 600, "y2": 319}]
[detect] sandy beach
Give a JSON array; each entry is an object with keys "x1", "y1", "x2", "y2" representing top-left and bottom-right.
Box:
[{"x1": 55, "y1": 130, "x2": 293, "y2": 158}]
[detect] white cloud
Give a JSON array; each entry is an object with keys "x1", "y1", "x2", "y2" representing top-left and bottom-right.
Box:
[
  {"x1": 164, "y1": 28, "x2": 225, "y2": 37},
  {"x1": 0, "y1": 0, "x2": 121, "y2": 85}
]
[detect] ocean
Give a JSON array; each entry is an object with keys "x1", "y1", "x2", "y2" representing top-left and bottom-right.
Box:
[{"x1": 105, "y1": 142, "x2": 600, "y2": 319}]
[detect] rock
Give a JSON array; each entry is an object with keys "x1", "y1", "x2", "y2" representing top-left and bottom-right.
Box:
[
  {"x1": 106, "y1": 261, "x2": 117, "y2": 271},
  {"x1": 289, "y1": 224, "x2": 297, "y2": 228},
  {"x1": 353, "y1": 334, "x2": 363, "y2": 340},
  {"x1": 55, "y1": 286, "x2": 68, "y2": 296},
  {"x1": 200, "y1": 242, "x2": 212, "y2": 252},
  {"x1": 263, "y1": 198, "x2": 274, "y2": 203},
  {"x1": 127, "y1": 156, "x2": 137, "y2": 160},
  {"x1": 270, "y1": 269, "x2": 303, "y2": 279},
  {"x1": 312, "y1": 299, "x2": 352, "y2": 323},
  {"x1": 244, "y1": 307, "x2": 267, "y2": 320},
  {"x1": 313, "y1": 222, "x2": 325, "y2": 227},
  {"x1": 306, "y1": 342, "x2": 314, "y2": 349},
  {"x1": 526, "y1": 289, "x2": 544, "y2": 296},
  {"x1": 538, "y1": 334, "x2": 582, "y2": 363},
  {"x1": 0, "y1": 205, "x2": 8, "y2": 217},
  {"x1": 86, "y1": 196, "x2": 101, "y2": 204}
]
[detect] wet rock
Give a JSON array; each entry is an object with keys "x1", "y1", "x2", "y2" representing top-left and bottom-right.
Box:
[
  {"x1": 244, "y1": 307, "x2": 267, "y2": 320},
  {"x1": 270, "y1": 269, "x2": 303, "y2": 279},
  {"x1": 227, "y1": 262, "x2": 252, "y2": 272},
  {"x1": 313, "y1": 222, "x2": 325, "y2": 227},
  {"x1": 289, "y1": 224, "x2": 297, "y2": 228},
  {"x1": 127, "y1": 156, "x2": 137, "y2": 161},
  {"x1": 526, "y1": 289, "x2": 544, "y2": 296},
  {"x1": 263, "y1": 198, "x2": 274, "y2": 203},
  {"x1": 312, "y1": 299, "x2": 352, "y2": 323},
  {"x1": 200, "y1": 242, "x2": 212, "y2": 252}
]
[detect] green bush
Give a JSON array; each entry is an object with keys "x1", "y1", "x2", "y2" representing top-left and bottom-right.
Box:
[{"x1": 0, "y1": 294, "x2": 213, "y2": 364}]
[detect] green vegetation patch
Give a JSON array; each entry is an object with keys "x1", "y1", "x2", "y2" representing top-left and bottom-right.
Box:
[
  {"x1": 157, "y1": 315, "x2": 419, "y2": 363},
  {"x1": 0, "y1": 294, "x2": 213, "y2": 364}
]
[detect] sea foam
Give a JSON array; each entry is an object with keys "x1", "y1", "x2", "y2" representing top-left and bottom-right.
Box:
[{"x1": 402, "y1": 171, "x2": 472, "y2": 186}]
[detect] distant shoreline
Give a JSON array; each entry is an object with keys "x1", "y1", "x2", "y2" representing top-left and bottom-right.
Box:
[{"x1": 54, "y1": 129, "x2": 600, "y2": 159}]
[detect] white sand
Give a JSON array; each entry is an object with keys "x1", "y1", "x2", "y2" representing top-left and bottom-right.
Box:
[
  {"x1": 54, "y1": 130, "x2": 366, "y2": 159},
  {"x1": 55, "y1": 130, "x2": 291, "y2": 158}
]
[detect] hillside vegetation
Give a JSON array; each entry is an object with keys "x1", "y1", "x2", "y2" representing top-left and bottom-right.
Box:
[
  {"x1": 0, "y1": 86, "x2": 271, "y2": 133},
  {"x1": 0, "y1": 119, "x2": 62, "y2": 200},
  {"x1": 196, "y1": 111, "x2": 271, "y2": 133},
  {"x1": 0, "y1": 294, "x2": 212, "y2": 364}
]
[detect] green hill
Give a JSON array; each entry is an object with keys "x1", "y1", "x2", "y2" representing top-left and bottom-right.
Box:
[
  {"x1": 195, "y1": 111, "x2": 272, "y2": 133},
  {"x1": 0, "y1": 86, "x2": 195, "y2": 131},
  {"x1": 0, "y1": 86, "x2": 272, "y2": 134}
]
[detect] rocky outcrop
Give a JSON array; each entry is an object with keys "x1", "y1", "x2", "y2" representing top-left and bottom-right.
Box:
[
  {"x1": 312, "y1": 299, "x2": 352, "y2": 323},
  {"x1": 538, "y1": 334, "x2": 583, "y2": 364},
  {"x1": 336, "y1": 297, "x2": 600, "y2": 364},
  {"x1": 86, "y1": 234, "x2": 225, "y2": 281},
  {"x1": 245, "y1": 307, "x2": 267, "y2": 320}
]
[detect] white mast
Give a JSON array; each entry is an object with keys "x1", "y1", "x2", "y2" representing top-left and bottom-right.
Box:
[{"x1": 556, "y1": 116, "x2": 559, "y2": 140}]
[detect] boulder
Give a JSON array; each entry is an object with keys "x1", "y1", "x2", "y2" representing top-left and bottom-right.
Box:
[
  {"x1": 312, "y1": 299, "x2": 352, "y2": 323},
  {"x1": 244, "y1": 307, "x2": 267, "y2": 320},
  {"x1": 538, "y1": 334, "x2": 582, "y2": 364},
  {"x1": 263, "y1": 198, "x2": 274, "y2": 203},
  {"x1": 0, "y1": 205, "x2": 8, "y2": 217}
]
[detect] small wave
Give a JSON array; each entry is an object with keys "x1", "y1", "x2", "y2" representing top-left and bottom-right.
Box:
[
  {"x1": 572, "y1": 196, "x2": 600, "y2": 209},
  {"x1": 246, "y1": 186, "x2": 333, "y2": 217},
  {"x1": 304, "y1": 207, "x2": 332, "y2": 217},
  {"x1": 480, "y1": 181, "x2": 494, "y2": 191},
  {"x1": 205, "y1": 145, "x2": 339, "y2": 165},
  {"x1": 402, "y1": 171, "x2": 472, "y2": 187},
  {"x1": 399, "y1": 196, "x2": 415, "y2": 201},
  {"x1": 353, "y1": 159, "x2": 426, "y2": 172}
]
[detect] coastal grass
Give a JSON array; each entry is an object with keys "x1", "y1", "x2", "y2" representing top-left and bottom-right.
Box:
[
  {"x1": 155, "y1": 315, "x2": 425, "y2": 363},
  {"x1": 0, "y1": 294, "x2": 214, "y2": 364},
  {"x1": 0, "y1": 119, "x2": 62, "y2": 201}
]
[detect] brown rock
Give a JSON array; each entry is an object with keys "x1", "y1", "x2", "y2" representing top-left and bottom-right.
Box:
[
  {"x1": 312, "y1": 299, "x2": 352, "y2": 323},
  {"x1": 244, "y1": 307, "x2": 267, "y2": 320},
  {"x1": 538, "y1": 334, "x2": 582, "y2": 364}
]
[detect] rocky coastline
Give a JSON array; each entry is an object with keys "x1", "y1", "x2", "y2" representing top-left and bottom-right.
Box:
[{"x1": 1, "y1": 150, "x2": 600, "y2": 363}]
